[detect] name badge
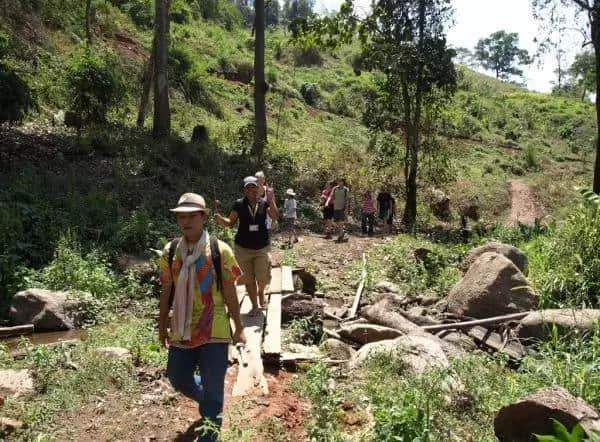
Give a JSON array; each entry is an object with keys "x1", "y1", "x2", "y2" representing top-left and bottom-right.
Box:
[{"x1": 249, "y1": 224, "x2": 259, "y2": 232}]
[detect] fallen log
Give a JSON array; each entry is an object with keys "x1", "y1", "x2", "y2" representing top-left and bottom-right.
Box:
[
  {"x1": 0, "y1": 324, "x2": 34, "y2": 338},
  {"x1": 421, "y1": 312, "x2": 530, "y2": 333},
  {"x1": 349, "y1": 253, "x2": 366, "y2": 319},
  {"x1": 466, "y1": 325, "x2": 527, "y2": 360}
]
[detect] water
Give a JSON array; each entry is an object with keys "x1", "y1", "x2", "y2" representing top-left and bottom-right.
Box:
[{"x1": 2, "y1": 329, "x2": 88, "y2": 350}]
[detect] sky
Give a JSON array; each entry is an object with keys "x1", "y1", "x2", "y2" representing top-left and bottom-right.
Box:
[{"x1": 314, "y1": 0, "x2": 587, "y2": 93}]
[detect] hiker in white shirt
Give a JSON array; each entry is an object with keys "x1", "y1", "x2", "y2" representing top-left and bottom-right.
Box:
[{"x1": 283, "y1": 188, "x2": 298, "y2": 247}]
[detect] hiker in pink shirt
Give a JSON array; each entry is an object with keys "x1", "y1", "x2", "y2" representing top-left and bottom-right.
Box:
[{"x1": 361, "y1": 190, "x2": 376, "y2": 236}]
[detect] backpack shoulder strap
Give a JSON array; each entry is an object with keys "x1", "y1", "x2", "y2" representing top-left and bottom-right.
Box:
[
  {"x1": 210, "y1": 235, "x2": 223, "y2": 293},
  {"x1": 167, "y1": 237, "x2": 181, "y2": 309}
]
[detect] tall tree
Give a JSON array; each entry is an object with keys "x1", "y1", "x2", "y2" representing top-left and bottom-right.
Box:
[
  {"x1": 569, "y1": 50, "x2": 596, "y2": 100},
  {"x1": 474, "y1": 31, "x2": 532, "y2": 80},
  {"x1": 85, "y1": 0, "x2": 93, "y2": 43},
  {"x1": 265, "y1": 0, "x2": 280, "y2": 27},
  {"x1": 153, "y1": 0, "x2": 171, "y2": 139},
  {"x1": 252, "y1": 0, "x2": 267, "y2": 156},
  {"x1": 532, "y1": 0, "x2": 600, "y2": 192},
  {"x1": 292, "y1": 0, "x2": 456, "y2": 227}
]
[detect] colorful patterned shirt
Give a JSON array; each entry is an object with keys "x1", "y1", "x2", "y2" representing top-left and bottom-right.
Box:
[{"x1": 160, "y1": 238, "x2": 242, "y2": 348}]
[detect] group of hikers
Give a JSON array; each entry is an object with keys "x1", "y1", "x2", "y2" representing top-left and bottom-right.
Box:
[
  {"x1": 320, "y1": 178, "x2": 397, "y2": 240},
  {"x1": 157, "y1": 171, "x2": 396, "y2": 441}
]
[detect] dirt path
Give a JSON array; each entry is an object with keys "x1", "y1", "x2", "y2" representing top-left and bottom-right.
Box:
[{"x1": 506, "y1": 180, "x2": 545, "y2": 225}]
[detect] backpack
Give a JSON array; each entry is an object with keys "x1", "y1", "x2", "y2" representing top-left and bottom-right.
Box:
[{"x1": 167, "y1": 235, "x2": 222, "y2": 309}]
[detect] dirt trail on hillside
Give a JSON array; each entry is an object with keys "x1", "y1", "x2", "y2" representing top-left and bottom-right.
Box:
[{"x1": 506, "y1": 180, "x2": 545, "y2": 225}]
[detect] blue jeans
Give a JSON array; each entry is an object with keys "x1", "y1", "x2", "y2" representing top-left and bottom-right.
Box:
[{"x1": 167, "y1": 343, "x2": 228, "y2": 442}]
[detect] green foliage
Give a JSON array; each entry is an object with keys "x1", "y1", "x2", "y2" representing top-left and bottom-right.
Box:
[
  {"x1": 300, "y1": 82, "x2": 320, "y2": 105},
  {"x1": 523, "y1": 142, "x2": 539, "y2": 170},
  {"x1": 120, "y1": 0, "x2": 154, "y2": 28},
  {"x1": 529, "y1": 202, "x2": 600, "y2": 308},
  {"x1": 0, "y1": 65, "x2": 35, "y2": 124},
  {"x1": 474, "y1": 30, "x2": 532, "y2": 81},
  {"x1": 370, "y1": 234, "x2": 460, "y2": 299},
  {"x1": 297, "y1": 363, "x2": 344, "y2": 441},
  {"x1": 287, "y1": 314, "x2": 323, "y2": 345},
  {"x1": 294, "y1": 46, "x2": 323, "y2": 66},
  {"x1": 66, "y1": 46, "x2": 125, "y2": 126},
  {"x1": 535, "y1": 420, "x2": 585, "y2": 442}
]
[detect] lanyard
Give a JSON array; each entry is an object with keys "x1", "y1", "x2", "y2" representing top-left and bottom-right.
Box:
[{"x1": 248, "y1": 202, "x2": 259, "y2": 221}]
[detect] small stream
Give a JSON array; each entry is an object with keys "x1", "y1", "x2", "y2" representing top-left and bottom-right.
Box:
[{"x1": 2, "y1": 329, "x2": 88, "y2": 350}]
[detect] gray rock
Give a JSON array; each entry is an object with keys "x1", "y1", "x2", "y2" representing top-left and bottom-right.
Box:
[
  {"x1": 461, "y1": 242, "x2": 528, "y2": 275},
  {"x1": 339, "y1": 323, "x2": 402, "y2": 345},
  {"x1": 374, "y1": 281, "x2": 401, "y2": 294},
  {"x1": 361, "y1": 298, "x2": 421, "y2": 334},
  {"x1": 95, "y1": 347, "x2": 132, "y2": 361},
  {"x1": 517, "y1": 309, "x2": 600, "y2": 341},
  {"x1": 494, "y1": 386, "x2": 600, "y2": 441},
  {"x1": 438, "y1": 331, "x2": 478, "y2": 353},
  {"x1": 320, "y1": 339, "x2": 356, "y2": 360},
  {"x1": 9, "y1": 288, "x2": 84, "y2": 330},
  {"x1": 0, "y1": 369, "x2": 34, "y2": 397},
  {"x1": 447, "y1": 252, "x2": 537, "y2": 319}
]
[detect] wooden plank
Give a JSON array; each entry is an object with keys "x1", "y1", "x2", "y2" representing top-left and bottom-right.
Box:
[
  {"x1": 421, "y1": 312, "x2": 530, "y2": 333},
  {"x1": 262, "y1": 294, "x2": 282, "y2": 358},
  {"x1": 0, "y1": 324, "x2": 34, "y2": 338},
  {"x1": 232, "y1": 296, "x2": 269, "y2": 397},
  {"x1": 281, "y1": 266, "x2": 294, "y2": 293},
  {"x1": 267, "y1": 267, "x2": 283, "y2": 294},
  {"x1": 349, "y1": 253, "x2": 367, "y2": 319},
  {"x1": 466, "y1": 325, "x2": 527, "y2": 360}
]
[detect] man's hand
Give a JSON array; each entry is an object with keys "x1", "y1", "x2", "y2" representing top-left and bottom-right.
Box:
[
  {"x1": 266, "y1": 186, "x2": 275, "y2": 203},
  {"x1": 159, "y1": 328, "x2": 170, "y2": 348},
  {"x1": 232, "y1": 328, "x2": 247, "y2": 345}
]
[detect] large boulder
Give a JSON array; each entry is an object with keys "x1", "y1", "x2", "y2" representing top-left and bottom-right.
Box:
[
  {"x1": 339, "y1": 323, "x2": 402, "y2": 345},
  {"x1": 494, "y1": 386, "x2": 600, "y2": 441},
  {"x1": 0, "y1": 369, "x2": 34, "y2": 398},
  {"x1": 373, "y1": 280, "x2": 401, "y2": 294},
  {"x1": 517, "y1": 309, "x2": 600, "y2": 341},
  {"x1": 9, "y1": 289, "x2": 84, "y2": 330},
  {"x1": 351, "y1": 334, "x2": 449, "y2": 374},
  {"x1": 95, "y1": 347, "x2": 132, "y2": 361},
  {"x1": 321, "y1": 339, "x2": 356, "y2": 360},
  {"x1": 461, "y1": 242, "x2": 528, "y2": 275},
  {"x1": 447, "y1": 253, "x2": 537, "y2": 319}
]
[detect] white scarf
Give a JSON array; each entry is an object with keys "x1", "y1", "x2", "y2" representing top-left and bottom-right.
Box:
[{"x1": 172, "y1": 230, "x2": 209, "y2": 341}]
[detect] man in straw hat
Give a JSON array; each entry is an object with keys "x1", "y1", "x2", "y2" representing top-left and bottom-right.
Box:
[
  {"x1": 216, "y1": 176, "x2": 278, "y2": 313},
  {"x1": 158, "y1": 192, "x2": 246, "y2": 442}
]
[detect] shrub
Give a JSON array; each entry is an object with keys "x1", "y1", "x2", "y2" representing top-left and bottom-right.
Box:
[
  {"x1": 112, "y1": 209, "x2": 162, "y2": 254},
  {"x1": 523, "y1": 143, "x2": 539, "y2": 170},
  {"x1": 126, "y1": 0, "x2": 154, "y2": 28},
  {"x1": 300, "y1": 83, "x2": 320, "y2": 106},
  {"x1": 327, "y1": 89, "x2": 355, "y2": 117},
  {"x1": 294, "y1": 46, "x2": 323, "y2": 66},
  {"x1": 0, "y1": 31, "x2": 9, "y2": 59},
  {"x1": 0, "y1": 66, "x2": 35, "y2": 124},
  {"x1": 66, "y1": 46, "x2": 124, "y2": 126},
  {"x1": 286, "y1": 314, "x2": 323, "y2": 345},
  {"x1": 170, "y1": 0, "x2": 192, "y2": 23},
  {"x1": 529, "y1": 202, "x2": 600, "y2": 308}
]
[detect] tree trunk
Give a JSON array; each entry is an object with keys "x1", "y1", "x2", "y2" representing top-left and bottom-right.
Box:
[
  {"x1": 153, "y1": 0, "x2": 171, "y2": 139},
  {"x1": 593, "y1": 14, "x2": 600, "y2": 193},
  {"x1": 85, "y1": 0, "x2": 93, "y2": 43},
  {"x1": 252, "y1": 0, "x2": 267, "y2": 157},
  {"x1": 137, "y1": 39, "x2": 156, "y2": 128},
  {"x1": 401, "y1": 0, "x2": 426, "y2": 228}
]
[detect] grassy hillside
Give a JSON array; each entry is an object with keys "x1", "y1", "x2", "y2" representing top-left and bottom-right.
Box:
[{"x1": 0, "y1": 0, "x2": 596, "y2": 308}]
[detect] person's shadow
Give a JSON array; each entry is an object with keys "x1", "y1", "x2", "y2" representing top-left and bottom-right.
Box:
[{"x1": 174, "y1": 420, "x2": 216, "y2": 441}]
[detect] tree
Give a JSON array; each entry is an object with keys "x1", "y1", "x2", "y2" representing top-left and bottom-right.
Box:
[
  {"x1": 253, "y1": 0, "x2": 267, "y2": 155},
  {"x1": 292, "y1": 0, "x2": 457, "y2": 227},
  {"x1": 85, "y1": 0, "x2": 93, "y2": 43},
  {"x1": 265, "y1": 0, "x2": 280, "y2": 26},
  {"x1": 532, "y1": 0, "x2": 600, "y2": 193},
  {"x1": 569, "y1": 50, "x2": 595, "y2": 101},
  {"x1": 474, "y1": 30, "x2": 532, "y2": 80},
  {"x1": 153, "y1": 0, "x2": 171, "y2": 139},
  {"x1": 455, "y1": 46, "x2": 476, "y2": 67}
]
